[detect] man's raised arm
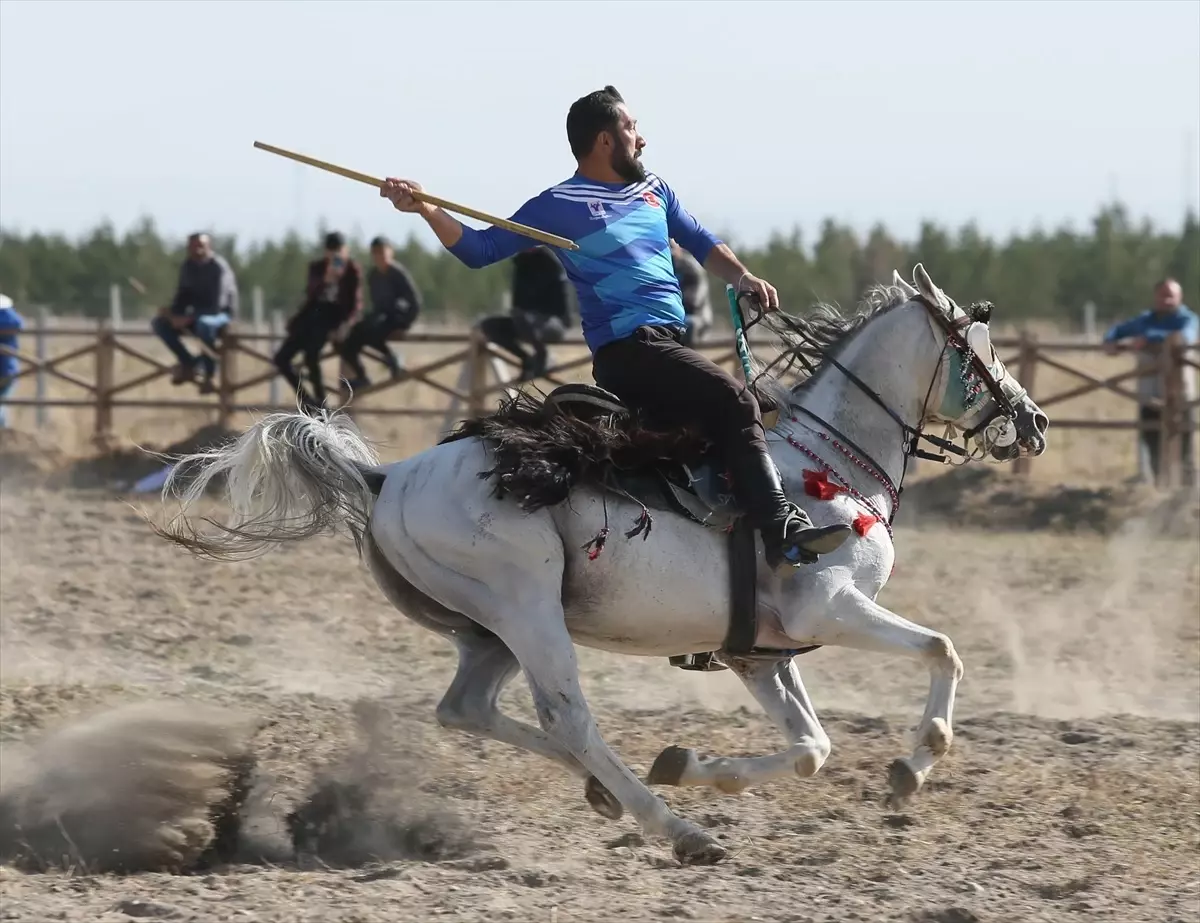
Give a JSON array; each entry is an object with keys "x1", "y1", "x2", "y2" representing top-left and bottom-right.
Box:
[{"x1": 380, "y1": 178, "x2": 559, "y2": 269}]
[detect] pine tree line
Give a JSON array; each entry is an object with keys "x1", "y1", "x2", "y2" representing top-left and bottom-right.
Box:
[{"x1": 1, "y1": 204, "x2": 1195, "y2": 328}]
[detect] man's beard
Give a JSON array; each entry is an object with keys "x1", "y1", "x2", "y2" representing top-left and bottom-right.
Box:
[{"x1": 611, "y1": 147, "x2": 646, "y2": 183}]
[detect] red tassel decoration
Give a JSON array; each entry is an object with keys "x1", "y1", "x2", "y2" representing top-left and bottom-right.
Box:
[
  {"x1": 802, "y1": 468, "x2": 847, "y2": 502},
  {"x1": 583, "y1": 527, "x2": 610, "y2": 561},
  {"x1": 853, "y1": 512, "x2": 880, "y2": 537}
]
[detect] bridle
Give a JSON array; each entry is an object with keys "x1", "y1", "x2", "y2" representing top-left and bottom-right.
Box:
[{"x1": 738, "y1": 291, "x2": 1024, "y2": 522}]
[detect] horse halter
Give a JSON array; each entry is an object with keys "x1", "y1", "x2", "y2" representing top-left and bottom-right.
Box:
[{"x1": 738, "y1": 290, "x2": 1022, "y2": 510}]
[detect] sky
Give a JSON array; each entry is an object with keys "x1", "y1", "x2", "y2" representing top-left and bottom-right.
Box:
[{"x1": 1, "y1": 0, "x2": 1198, "y2": 252}]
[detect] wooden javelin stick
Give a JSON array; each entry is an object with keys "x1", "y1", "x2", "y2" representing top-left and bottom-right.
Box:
[{"x1": 253, "y1": 141, "x2": 579, "y2": 251}]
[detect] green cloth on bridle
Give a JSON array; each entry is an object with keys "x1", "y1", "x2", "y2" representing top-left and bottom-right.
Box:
[{"x1": 725, "y1": 285, "x2": 756, "y2": 384}]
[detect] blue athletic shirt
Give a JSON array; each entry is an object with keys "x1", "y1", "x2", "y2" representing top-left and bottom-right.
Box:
[
  {"x1": 1103, "y1": 305, "x2": 1198, "y2": 345},
  {"x1": 447, "y1": 172, "x2": 722, "y2": 354}
]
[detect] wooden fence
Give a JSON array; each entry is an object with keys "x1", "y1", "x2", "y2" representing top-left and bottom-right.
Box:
[{"x1": 2, "y1": 317, "x2": 1197, "y2": 487}]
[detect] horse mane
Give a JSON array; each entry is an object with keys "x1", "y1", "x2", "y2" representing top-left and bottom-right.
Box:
[
  {"x1": 750, "y1": 284, "x2": 998, "y2": 408},
  {"x1": 748, "y1": 283, "x2": 914, "y2": 408}
]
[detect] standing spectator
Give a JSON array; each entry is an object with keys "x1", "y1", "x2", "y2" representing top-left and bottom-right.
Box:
[
  {"x1": 670, "y1": 238, "x2": 713, "y2": 347},
  {"x1": 273, "y1": 231, "x2": 363, "y2": 412},
  {"x1": 339, "y1": 235, "x2": 422, "y2": 391},
  {"x1": 479, "y1": 245, "x2": 572, "y2": 382},
  {"x1": 1104, "y1": 277, "x2": 1198, "y2": 485},
  {"x1": 0, "y1": 294, "x2": 24, "y2": 429},
  {"x1": 150, "y1": 232, "x2": 239, "y2": 394}
]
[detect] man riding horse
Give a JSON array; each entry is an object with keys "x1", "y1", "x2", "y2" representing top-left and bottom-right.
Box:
[{"x1": 380, "y1": 85, "x2": 852, "y2": 574}]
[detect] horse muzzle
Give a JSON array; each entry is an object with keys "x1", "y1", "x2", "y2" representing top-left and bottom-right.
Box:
[{"x1": 1014, "y1": 406, "x2": 1049, "y2": 458}]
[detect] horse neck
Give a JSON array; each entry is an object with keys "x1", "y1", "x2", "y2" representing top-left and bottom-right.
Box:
[{"x1": 781, "y1": 303, "x2": 940, "y2": 510}]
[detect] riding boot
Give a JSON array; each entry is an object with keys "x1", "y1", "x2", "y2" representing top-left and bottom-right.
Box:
[{"x1": 730, "y1": 448, "x2": 852, "y2": 575}]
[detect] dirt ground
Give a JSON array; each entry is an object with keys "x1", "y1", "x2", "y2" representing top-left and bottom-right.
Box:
[{"x1": 0, "y1": 432, "x2": 1198, "y2": 922}]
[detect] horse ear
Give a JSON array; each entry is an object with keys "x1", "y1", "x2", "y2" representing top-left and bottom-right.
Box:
[
  {"x1": 892, "y1": 270, "x2": 919, "y2": 299},
  {"x1": 913, "y1": 264, "x2": 949, "y2": 312}
]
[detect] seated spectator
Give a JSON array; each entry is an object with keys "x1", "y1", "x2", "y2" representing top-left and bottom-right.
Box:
[
  {"x1": 273, "y1": 231, "x2": 363, "y2": 412},
  {"x1": 670, "y1": 238, "x2": 713, "y2": 347},
  {"x1": 339, "y1": 235, "x2": 422, "y2": 391},
  {"x1": 0, "y1": 293, "x2": 24, "y2": 429},
  {"x1": 1103, "y1": 277, "x2": 1198, "y2": 485},
  {"x1": 480, "y1": 245, "x2": 572, "y2": 382},
  {"x1": 150, "y1": 232, "x2": 239, "y2": 394}
]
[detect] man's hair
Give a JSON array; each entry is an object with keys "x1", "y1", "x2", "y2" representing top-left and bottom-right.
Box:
[
  {"x1": 369, "y1": 235, "x2": 390, "y2": 250},
  {"x1": 324, "y1": 231, "x2": 346, "y2": 251},
  {"x1": 1155, "y1": 277, "x2": 1181, "y2": 291},
  {"x1": 187, "y1": 232, "x2": 210, "y2": 245},
  {"x1": 566, "y1": 85, "x2": 625, "y2": 160}
]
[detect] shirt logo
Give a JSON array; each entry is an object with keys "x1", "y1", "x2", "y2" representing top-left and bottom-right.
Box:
[
  {"x1": 642, "y1": 192, "x2": 661, "y2": 208},
  {"x1": 587, "y1": 200, "x2": 607, "y2": 219}
]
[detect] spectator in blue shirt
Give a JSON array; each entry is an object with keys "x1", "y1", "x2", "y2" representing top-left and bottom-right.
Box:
[
  {"x1": 0, "y1": 294, "x2": 24, "y2": 429},
  {"x1": 1103, "y1": 278, "x2": 1197, "y2": 484}
]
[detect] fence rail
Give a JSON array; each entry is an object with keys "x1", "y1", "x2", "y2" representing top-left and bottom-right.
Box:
[{"x1": 2, "y1": 318, "x2": 1197, "y2": 487}]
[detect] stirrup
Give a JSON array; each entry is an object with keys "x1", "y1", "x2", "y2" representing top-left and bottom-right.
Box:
[
  {"x1": 792, "y1": 523, "x2": 853, "y2": 555},
  {"x1": 766, "y1": 524, "x2": 853, "y2": 574},
  {"x1": 668, "y1": 653, "x2": 728, "y2": 672}
]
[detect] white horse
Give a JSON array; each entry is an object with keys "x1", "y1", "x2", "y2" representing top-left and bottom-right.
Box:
[{"x1": 152, "y1": 264, "x2": 1048, "y2": 866}]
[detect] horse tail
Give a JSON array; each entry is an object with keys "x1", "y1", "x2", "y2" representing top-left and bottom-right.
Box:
[{"x1": 148, "y1": 409, "x2": 383, "y2": 562}]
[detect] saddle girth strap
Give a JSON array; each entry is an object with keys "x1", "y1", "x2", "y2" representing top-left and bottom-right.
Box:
[{"x1": 723, "y1": 516, "x2": 759, "y2": 656}]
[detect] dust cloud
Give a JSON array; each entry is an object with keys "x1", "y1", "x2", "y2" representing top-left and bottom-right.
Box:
[{"x1": 0, "y1": 700, "x2": 263, "y2": 873}]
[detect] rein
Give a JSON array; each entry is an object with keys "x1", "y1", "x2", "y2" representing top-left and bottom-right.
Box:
[{"x1": 736, "y1": 290, "x2": 1020, "y2": 521}]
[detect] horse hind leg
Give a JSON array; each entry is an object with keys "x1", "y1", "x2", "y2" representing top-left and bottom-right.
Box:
[
  {"x1": 436, "y1": 632, "x2": 624, "y2": 821},
  {"x1": 365, "y1": 530, "x2": 623, "y2": 819},
  {"x1": 481, "y1": 595, "x2": 727, "y2": 865}
]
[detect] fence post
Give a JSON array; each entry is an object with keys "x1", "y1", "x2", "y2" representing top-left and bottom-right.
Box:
[
  {"x1": 109, "y1": 284, "x2": 123, "y2": 328},
  {"x1": 218, "y1": 324, "x2": 240, "y2": 429},
  {"x1": 1012, "y1": 330, "x2": 1039, "y2": 478},
  {"x1": 1081, "y1": 301, "x2": 1096, "y2": 341},
  {"x1": 35, "y1": 307, "x2": 48, "y2": 430},
  {"x1": 466, "y1": 324, "x2": 490, "y2": 418},
  {"x1": 269, "y1": 309, "x2": 282, "y2": 407},
  {"x1": 1136, "y1": 345, "x2": 1155, "y2": 484},
  {"x1": 1158, "y1": 333, "x2": 1182, "y2": 489},
  {"x1": 94, "y1": 319, "x2": 115, "y2": 449},
  {"x1": 252, "y1": 286, "x2": 264, "y2": 330}
]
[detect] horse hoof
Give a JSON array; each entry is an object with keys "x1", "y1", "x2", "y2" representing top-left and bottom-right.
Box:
[
  {"x1": 886, "y1": 757, "x2": 921, "y2": 808},
  {"x1": 584, "y1": 775, "x2": 624, "y2": 820},
  {"x1": 648, "y1": 746, "x2": 693, "y2": 787},
  {"x1": 673, "y1": 831, "x2": 727, "y2": 866}
]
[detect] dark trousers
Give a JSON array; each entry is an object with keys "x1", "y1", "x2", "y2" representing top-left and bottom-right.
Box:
[
  {"x1": 151, "y1": 313, "x2": 227, "y2": 380},
  {"x1": 1139, "y1": 405, "x2": 1197, "y2": 485},
  {"x1": 591, "y1": 324, "x2": 769, "y2": 469},
  {"x1": 273, "y1": 308, "x2": 341, "y2": 408},
  {"x1": 480, "y1": 309, "x2": 566, "y2": 381},
  {"x1": 339, "y1": 313, "x2": 406, "y2": 383}
]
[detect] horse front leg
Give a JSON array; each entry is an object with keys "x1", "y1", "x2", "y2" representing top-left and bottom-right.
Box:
[
  {"x1": 648, "y1": 656, "x2": 831, "y2": 793},
  {"x1": 802, "y1": 584, "x2": 964, "y2": 806}
]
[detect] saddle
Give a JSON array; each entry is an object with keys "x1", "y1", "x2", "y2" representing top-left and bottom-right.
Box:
[
  {"x1": 544, "y1": 383, "x2": 740, "y2": 530},
  {"x1": 544, "y1": 383, "x2": 820, "y2": 672}
]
